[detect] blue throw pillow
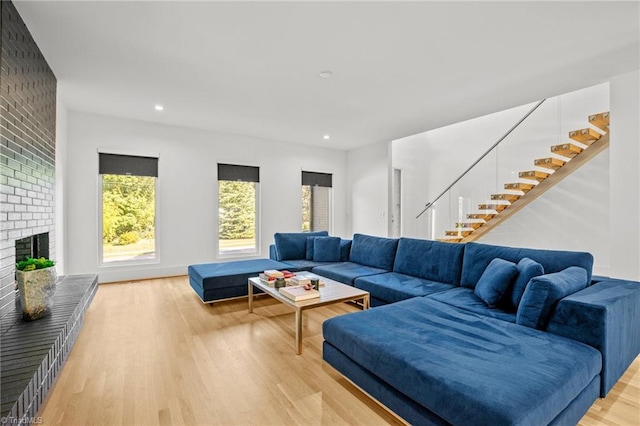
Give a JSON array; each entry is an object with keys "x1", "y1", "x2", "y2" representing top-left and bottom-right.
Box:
[
  {"x1": 474, "y1": 258, "x2": 518, "y2": 306},
  {"x1": 339, "y1": 239, "x2": 352, "y2": 262},
  {"x1": 313, "y1": 237, "x2": 341, "y2": 262},
  {"x1": 507, "y1": 258, "x2": 545, "y2": 311},
  {"x1": 306, "y1": 236, "x2": 316, "y2": 260},
  {"x1": 516, "y1": 266, "x2": 588, "y2": 330},
  {"x1": 273, "y1": 231, "x2": 328, "y2": 260}
]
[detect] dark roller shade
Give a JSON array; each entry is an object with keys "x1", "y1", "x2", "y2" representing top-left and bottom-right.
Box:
[
  {"x1": 302, "y1": 171, "x2": 332, "y2": 187},
  {"x1": 218, "y1": 163, "x2": 260, "y2": 182},
  {"x1": 99, "y1": 153, "x2": 158, "y2": 177}
]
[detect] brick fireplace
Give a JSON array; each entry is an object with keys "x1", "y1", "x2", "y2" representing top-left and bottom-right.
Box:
[{"x1": 0, "y1": 1, "x2": 57, "y2": 318}]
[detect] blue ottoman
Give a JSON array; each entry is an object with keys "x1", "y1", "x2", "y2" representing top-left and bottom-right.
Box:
[{"x1": 188, "y1": 258, "x2": 293, "y2": 303}]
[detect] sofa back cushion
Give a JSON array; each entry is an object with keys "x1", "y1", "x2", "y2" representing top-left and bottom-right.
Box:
[
  {"x1": 274, "y1": 231, "x2": 329, "y2": 260},
  {"x1": 305, "y1": 236, "x2": 316, "y2": 260},
  {"x1": 516, "y1": 266, "x2": 589, "y2": 330},
  {"x1": 392, "y1": 237, "x2": 464, "y2": 284},
  {"x1": 349, "y1": 233, "x2": 399, "y2": 270},
  {"x1": 313, "y1": 237, "x2": 342, "y2": 262},
  {"x1": 339, "y1": 239, "x2": 352, "y2": 262},
  {"x1": 460, "y1": 242, "x2": 593, "y2": 289}
]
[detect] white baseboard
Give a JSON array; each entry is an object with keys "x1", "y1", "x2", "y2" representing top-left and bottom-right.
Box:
[{"x1": 98, "y1": 265, "x2": 189, "y2": 283}]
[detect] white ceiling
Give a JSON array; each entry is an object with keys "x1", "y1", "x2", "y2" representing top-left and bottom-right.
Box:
[{"x1": 14, "y1": 1, "x2": 640, "y2": 151}]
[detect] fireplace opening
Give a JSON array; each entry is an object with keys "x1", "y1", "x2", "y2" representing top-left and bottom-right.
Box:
[{"x1": 15, "y1": 232, "x2": 49, "y2": 262}]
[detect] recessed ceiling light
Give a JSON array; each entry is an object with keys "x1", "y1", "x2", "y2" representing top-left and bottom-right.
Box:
[
  {"x1": 154, "y1": 104, "x2": 164, "y2": 111},
  {"x1": 318, "y1": 70, "x2": 333, "y2": 79},
  {"x1": 323, "y1": 134, "x2": 330, "y2": 140}
]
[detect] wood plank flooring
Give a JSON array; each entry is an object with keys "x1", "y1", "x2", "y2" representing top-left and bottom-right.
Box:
[{"x1": 37, "y1": 276, "x2": 639, "y2": 425}]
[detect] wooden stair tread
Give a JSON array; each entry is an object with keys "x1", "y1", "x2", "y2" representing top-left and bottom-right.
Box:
[
  {"x1": 519, "y1": 170, "x2": 550, "y2": 182},
  {"x1": 534, "y1": 157, "x2": 566, "y2": 170},
  {"x1": 569, "y1": 127, "x2": 601, "y2": 145},
  {"x1": 589, "y1": 111, "x2": 609, "y2": 132},
  {"x1": 455, "y1": 222, "x2": 483, "y2": 230},
  {"x1": 504, "y1": 182, "x2": 535, "y2": 192},
  {"x1": 551, "y1": 143, "x2": 583, "y2": 158},
  {"x1": 467, "y1": 213, "x2": 496, "y2": 221},
  {"x1": 478, "y1": 204, "x2": 508, "y2": 212},
  {"x1": 491, "y1": 193, "x2": 520, "y2": 202},
  {"x1": 436, "y1": 237, "x2": 463, "y2": 243},
  {"x1": 445, "y1": 230, "x2": 473, "y2": 237}
]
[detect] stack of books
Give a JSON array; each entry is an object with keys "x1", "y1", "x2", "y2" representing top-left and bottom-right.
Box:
[
  {"x1": 279, "y1": 285, "x2": 320, "y2": 301},
  {"x1": 288, "y1": 272, "x2": 325, "y2": 287},
  {"x1": 259, "y1": 270, "x2": 295, "y2": 286}
]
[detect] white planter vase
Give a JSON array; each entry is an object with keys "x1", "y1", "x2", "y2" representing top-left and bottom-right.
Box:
[{"x1": 16, "y1": 266, "x2": 58, "y2": 321}]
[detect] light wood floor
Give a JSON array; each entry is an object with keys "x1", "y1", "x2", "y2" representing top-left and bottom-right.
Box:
[{"x1": 38, "y1": 276, "x2": 639, "y2": 425}]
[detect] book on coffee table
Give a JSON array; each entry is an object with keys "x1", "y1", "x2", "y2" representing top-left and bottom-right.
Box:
[
  {"x1": 288, "y1": 272, "x2": 325, "y2": 287},
  {"x1": 279, "y1": 285, "x2": 320, "y2": 301}
]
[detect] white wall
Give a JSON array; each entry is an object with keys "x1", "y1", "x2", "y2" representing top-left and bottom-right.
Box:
[
  {"x1": 478, "y1": 150, "x2": 610, "y2": 275},
  {"x1": 609, "y1": 70, "x2": 640, "y2": 280},
  {"x1": 392, "y1": 83, "x2": 615, "y2": 276},
  {"x1": 346, "y1": 142, "x2": 389, "y2": 237},
  {"x1": 64, "y1": 111, "x2": 347, "y2": 282},
  {"x1": 55, "y1": 86, "x2": 67, "y2": 275}
]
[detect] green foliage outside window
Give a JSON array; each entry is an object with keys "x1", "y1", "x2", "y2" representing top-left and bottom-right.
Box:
[
  {"x1": 218, "y1": 181, "x2": 256, "y2": 239},
  {"x1": 301, "y1": 185, "x2": 311, "y2": 231},
  {"x1": 102, "y1": 174, "x2": 155, "y2": 245}
]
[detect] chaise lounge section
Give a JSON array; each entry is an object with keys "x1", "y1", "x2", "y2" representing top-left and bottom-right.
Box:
[
  {"x1": 320, "y1": 238, "x2": 640, "y2": 425},
  {"x1": 188, "y1": 258, "x2": 293, "y2": 303}
]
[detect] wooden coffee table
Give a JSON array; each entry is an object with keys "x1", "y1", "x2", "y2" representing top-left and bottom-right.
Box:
[{"x1": 248, "y1": 274, "x2": 370, "y2": 354}]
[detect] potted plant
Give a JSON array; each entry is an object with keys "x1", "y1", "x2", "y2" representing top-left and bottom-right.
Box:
[{"x1": 15, "y1": 257, "x2": 57, "y2": 321}]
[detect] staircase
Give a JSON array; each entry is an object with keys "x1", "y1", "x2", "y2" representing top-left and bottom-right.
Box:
[{"x1": 436, "y1": 112, "x2": 610, "y2": 243}]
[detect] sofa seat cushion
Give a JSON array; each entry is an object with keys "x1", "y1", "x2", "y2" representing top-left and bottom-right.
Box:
[
  {"x1": 312, "y1": 262, "x2": 388, "y2": 286},
  {"x1": 279, "y1": 259, "x2": 338, "y2": 272},
  {"x1": 427, "y1": 287, "x2": 517, "y2": 323},
  {"x1": 354, "y1": 272, "x2": 454, "y2": 305},
  {"x1": 323, "y1": 297, "x2": 601, "y2": 426}
]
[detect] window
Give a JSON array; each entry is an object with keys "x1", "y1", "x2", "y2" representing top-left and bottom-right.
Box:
[
  {"x1": 218, "y1": 163, "x2": 260, "y2": 256},
  {"x1": 301, "y1": 171, "x2": 332, "y2": 232},
  {"x1": 99, "y1": 153, "x2": 158, "y2": 264}
]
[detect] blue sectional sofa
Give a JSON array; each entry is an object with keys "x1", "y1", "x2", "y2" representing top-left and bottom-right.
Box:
[{"x1": 267, "y1": 232, "x2": 640, "y2": 425}]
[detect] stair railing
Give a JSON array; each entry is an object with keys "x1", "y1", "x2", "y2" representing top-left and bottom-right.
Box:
[{"x1": 416, "y1": 99, "x2": 546, "y2": 219}]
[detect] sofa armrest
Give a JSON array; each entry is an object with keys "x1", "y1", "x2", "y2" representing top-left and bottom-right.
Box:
[
  {"x1": 269, "y1": 244, "x2": 280, "y2": 261},
  {"x1": 547, "y1": 279, "x2": 640, "y2": 397}
]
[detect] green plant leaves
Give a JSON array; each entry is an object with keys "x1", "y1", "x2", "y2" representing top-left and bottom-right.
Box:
[{"x1": 16, "y1": 257, "x2": 55, "y2": 271}]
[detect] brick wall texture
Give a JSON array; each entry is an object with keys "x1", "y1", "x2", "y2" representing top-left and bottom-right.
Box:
[
  {"x1": 0, "y1": 1, "x2": 57, "y2": 318},
  {"x1": 311, "y1": 186, "x2": 330, "y2": 232}
]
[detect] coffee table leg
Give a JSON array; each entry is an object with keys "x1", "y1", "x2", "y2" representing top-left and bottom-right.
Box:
[
  {"x1": 363, "y1": 294, "x2": 370, "y2": 310},
  {"x1": 248, "y1": 281, "x2": 253, "y2": 313},
  {"x1": 295, "y1": 308, "x2": 302, "y2": 355}
]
